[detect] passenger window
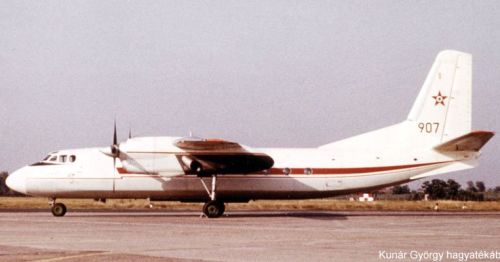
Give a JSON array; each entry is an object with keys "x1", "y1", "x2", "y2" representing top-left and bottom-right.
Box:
[
  {"x1": 69, "y1": 155, "x2": 76, "y2": 162},
  {"x1": 60, "y1": 155, "x2": 67, "y2": 162},
  {"x1": 49, "y1": 156, "x2": 57, "y2": 162}
]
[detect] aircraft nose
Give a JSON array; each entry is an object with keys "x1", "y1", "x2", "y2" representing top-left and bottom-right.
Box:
[{"x1": 6, "y1": 169, "x2": 27, "y2": 195}]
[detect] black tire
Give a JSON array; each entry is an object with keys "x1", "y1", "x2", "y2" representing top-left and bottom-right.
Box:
[
  {"x1": 203, "y1": 200, "x2": 225, "y2": 218},
  {"x1": 51, "y1": 203, "x2": 67, "y2": 217}
]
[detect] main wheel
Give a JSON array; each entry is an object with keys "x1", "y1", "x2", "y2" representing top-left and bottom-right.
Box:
[
  {"x1": 51, "y1": 203, "x2": 67, "y2": 217},
  {"x1": 203, "y1": 200, "x2": 225, "y2": 218}
]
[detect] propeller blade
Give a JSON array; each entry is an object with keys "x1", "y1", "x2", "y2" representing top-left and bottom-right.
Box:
[
  {"x1": 113, "y1": 121, "x2": 118, "y2": 146},
  {"x1": 111, "y1": 120, "x2": 119, "y2": 156}
]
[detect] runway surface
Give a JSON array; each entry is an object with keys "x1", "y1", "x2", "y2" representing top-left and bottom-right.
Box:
[{"x1": 0, "y1": 210, "x2": 499, "y2": 261}]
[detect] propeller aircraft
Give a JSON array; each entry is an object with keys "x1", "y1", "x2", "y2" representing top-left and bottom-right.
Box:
[{"x1": 6, "y1": 50, "x2": 494, "y2": 218}]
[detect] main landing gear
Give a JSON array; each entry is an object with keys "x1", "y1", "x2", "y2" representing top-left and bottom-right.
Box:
[
  {"x1": 199, "y1": 175, "x2": 225, "y2": 218},
  {"x1": 49, "y1": 198, "x2": 67, "y2": 217}
]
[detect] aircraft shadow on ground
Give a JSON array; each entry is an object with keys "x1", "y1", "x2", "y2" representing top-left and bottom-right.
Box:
[{"x1": 66, "y1": 210, "x2": 349, "y2": 220}]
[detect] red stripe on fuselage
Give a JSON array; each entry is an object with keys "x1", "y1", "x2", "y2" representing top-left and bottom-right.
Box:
[
  {"x1": 116, "y1": 161, "x2": 452, "y2": 176},
  {"x1": 116, "y1": 167, "x2": 128, "y2": 174},
  {"x1": 268, "y1": 161, "x2": 451, "y2": 175}
]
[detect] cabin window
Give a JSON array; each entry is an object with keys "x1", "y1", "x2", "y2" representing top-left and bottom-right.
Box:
[
  {"x1": 60, "y1": 155, "x2": 67, "y2": 162},
  {"x1": 69, "y1": 155, "x2": 76, "y2": 162},
  {"x1": 49, "y1": 156, "x2": 57, "y2": 162},
  {"x1": 43, "y1": 155, "x2": 51, "y2": 161},
  {"x1": 283, "y1": 168, "x2": 290, "y2": 175},
  {"x1": 304, "y1": 168, "x2": 312, "y2": 175}
]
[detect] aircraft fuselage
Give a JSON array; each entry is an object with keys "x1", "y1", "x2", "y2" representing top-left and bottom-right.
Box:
[{"x1": 8, "y1": 136, "x2": 476, "y2": 202}]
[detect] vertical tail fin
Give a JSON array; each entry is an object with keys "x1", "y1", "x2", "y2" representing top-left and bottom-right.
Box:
[
  {"x1": 320, "y1": 50, "x2": 473, "y2": 151},
  {"x1": 407, "y1": 50, "x2": 472, "y2": 146}
]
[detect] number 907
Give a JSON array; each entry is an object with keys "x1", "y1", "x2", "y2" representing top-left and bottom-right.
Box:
[{"x1": 418, "y1": 122, "x2": 439, "y2": 133}]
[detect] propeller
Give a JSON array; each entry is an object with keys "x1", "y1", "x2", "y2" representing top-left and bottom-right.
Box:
[{"x1": 111, "y1": 121, "x2": 120, "y2": 168}]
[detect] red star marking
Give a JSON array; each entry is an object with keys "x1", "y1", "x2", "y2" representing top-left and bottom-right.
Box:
[{"x1": 432, "y1": 91, "x2": 447, "y2": 106}]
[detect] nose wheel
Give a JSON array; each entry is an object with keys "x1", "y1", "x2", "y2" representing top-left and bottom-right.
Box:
[
  {"x1": 199, "y1": 175, "x2": 225, "y2": 218},
  {"x1": 49, "y1": 199, "x2": 67, "y2": 217}
]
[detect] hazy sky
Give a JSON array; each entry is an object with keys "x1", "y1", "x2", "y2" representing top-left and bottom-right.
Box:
[{"x1": 1, "y1": 1, "x2": 499, "y2": 188}]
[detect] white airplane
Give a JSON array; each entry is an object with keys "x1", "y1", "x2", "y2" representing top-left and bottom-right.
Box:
[{"x1": 6, "y1": 50, "x2": 494, "y2": 218}]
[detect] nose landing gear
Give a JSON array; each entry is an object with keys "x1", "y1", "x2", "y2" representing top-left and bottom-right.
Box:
[{"x1": 49, "y1": 198, "x2": 67, "y2": 217}]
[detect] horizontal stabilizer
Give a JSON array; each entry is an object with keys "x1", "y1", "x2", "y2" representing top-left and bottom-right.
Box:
[{"x1": 434, "y1": 131, "x2": 494, "y2": 152}]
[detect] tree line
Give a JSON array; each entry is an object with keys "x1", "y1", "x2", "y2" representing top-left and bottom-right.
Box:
[
  {"x1": 392, "y1": 179, "x2": 500, "y2": 201},
  {"x1": 0, "y1": 172, "x2": 17, "y2": 196}
]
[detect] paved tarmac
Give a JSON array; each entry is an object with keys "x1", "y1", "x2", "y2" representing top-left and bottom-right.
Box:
[{"x1": 0, "y1": 210, "x2": 499, "y2": 261}]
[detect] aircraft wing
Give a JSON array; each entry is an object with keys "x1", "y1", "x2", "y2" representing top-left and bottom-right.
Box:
[
  {"x1": 175, "y1": 138, "x2": 244, "y2": 152},
  {"x1": 174, "y1": 138, "x2": 274, "y2": 175}
]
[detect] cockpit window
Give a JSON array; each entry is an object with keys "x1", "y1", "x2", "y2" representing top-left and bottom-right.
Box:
[{"x1": 31, "y1": 153, "x2": 76, "y2": 166}]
